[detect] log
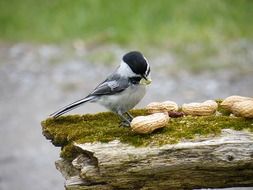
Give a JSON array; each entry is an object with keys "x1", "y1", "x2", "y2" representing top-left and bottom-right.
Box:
[{"x1": 55, "y1": 129, "x2": 253, "y2": 190}]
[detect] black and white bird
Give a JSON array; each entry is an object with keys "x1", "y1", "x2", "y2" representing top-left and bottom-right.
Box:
[{"x1": 50, "y1": 51, "x2": 151, "y2": 126}]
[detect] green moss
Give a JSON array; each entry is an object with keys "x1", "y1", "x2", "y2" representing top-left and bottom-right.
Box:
[
  {"x1": 41, "y1": 109, "x2": 253, "y2": 161},
  {"x1": 60, "y1": 143, "x2": 80, "y2": 161}
]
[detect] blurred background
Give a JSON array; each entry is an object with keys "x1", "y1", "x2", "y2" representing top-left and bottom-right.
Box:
[{"x1": 0, "y1": 0, "x2": 252, "y2": 189}]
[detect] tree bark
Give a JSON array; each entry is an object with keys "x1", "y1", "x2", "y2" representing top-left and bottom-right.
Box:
[{"x1": 55, "y1": 129, "x2": 253, "y2": 190}]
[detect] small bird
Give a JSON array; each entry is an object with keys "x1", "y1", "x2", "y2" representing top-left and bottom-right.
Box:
[{"x1": 50, "y1": 51, "x2": 151, "y2": 126}]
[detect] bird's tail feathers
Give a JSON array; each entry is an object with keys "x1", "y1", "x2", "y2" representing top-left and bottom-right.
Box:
[{"x1": 50, "y1": 96, "x2": 95, "y2": 118}]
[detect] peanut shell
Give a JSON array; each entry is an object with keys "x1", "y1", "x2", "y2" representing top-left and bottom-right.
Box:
[
  {"x1": 182, "y1": 100, "x2": 218, "y2": 116},
  {"x1": 220, "y1": 95, "x2": 253, "y2": 111},
  {"x1": 131, "y1": 113, "x2": 169, "y2": 134},
  {"x1": 146, "y1": 101, "x2": 178, "y2": 114},
  {"x1": 231, "y1": 100, "x2": 253, "y2": 118}
]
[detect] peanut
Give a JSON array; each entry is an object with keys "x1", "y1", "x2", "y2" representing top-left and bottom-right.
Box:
[
  {"x1": 220, "y1": 95, "x2": 253, "y2": 111},
  {"x1": 131, "y1": 113, "x2": 169, "y2": 134},
  {"x1": 182, "y1": 100, "x2": 218, "y2": 116},
  {"x1": 231, "y1": 100, "x2": 253, "y2": 118},
  {"x1": 146, "y1": 101, "x2": 178, "y2": 114}
]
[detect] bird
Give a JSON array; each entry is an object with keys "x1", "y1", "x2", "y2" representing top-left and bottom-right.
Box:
[{"x1": 50, "y1": 51, "x2": 151, "y2": 126}]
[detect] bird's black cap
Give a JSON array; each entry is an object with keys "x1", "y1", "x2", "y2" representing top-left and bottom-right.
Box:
[{"x1": 123, "y1": 51, "x2": 148, "y2": 75}]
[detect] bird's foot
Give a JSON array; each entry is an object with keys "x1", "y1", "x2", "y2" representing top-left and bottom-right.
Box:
[
  {"x1": 119, "y1": 120, "x2": 131, "y2": 127},
  {"x1": 117, "y1": 112, "x2": 132, "y2": 127},
  {"x1": 125, "y1": 112, "x2": 134, "y2": 122}
]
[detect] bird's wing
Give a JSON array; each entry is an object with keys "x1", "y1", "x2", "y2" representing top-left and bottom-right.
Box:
[{"x1": 89, "y1": 75, "x2": 129, "y2": 96}]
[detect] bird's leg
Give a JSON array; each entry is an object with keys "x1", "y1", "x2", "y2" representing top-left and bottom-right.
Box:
[
  {"x1": 117, "y1": 113, "x2": 131, "y2": 127},
  {"x1": 120, "y1": 120, "x2": 130, "y2": 127},
  {"x1": 125, "y1": 112, "x2": 134, "y2": 122}
]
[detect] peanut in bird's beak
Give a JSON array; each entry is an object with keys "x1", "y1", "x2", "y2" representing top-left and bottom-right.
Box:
[{"x1": 140, "y1": 75, "x2": 152, "y2": 85}]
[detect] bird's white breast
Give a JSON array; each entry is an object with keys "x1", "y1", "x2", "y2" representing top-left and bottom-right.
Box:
[{"x1": 98, "y1": 84, "x2": 146, "y2": 114}]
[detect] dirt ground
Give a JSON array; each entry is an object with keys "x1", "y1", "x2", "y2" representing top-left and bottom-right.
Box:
[{"x1": 0, "y1": 43, "x2": 252, "y2": 190}]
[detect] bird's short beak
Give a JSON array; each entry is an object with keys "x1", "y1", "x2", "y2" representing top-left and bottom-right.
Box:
[{"x1": 140, "y1": 75, "x2": 152, "y2": 85}]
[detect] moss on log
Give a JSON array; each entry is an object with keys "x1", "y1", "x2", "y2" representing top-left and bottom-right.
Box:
[{"x1": 41, "y1": 109, "x2": 253, "y2": 161}]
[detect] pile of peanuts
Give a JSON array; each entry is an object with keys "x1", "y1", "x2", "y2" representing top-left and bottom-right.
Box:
[
  {"x1": 131, "y1": 95, "x2": 253, "y2": 134},
  {"x1": 220, "y1": 95, "x2": 253, "y2": 118}
]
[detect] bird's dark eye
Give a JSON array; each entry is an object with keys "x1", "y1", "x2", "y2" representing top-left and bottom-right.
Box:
[{"x1": 129, "y1": 77, "x2": 142, "y2": 84}]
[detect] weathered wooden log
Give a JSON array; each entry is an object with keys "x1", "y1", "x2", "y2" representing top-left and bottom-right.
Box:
[{"x1": 55, "y1": 129, "x2": 253, "y2": 190}]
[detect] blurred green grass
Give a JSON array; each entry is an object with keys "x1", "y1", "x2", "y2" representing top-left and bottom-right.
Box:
[{"x1": 0, "y1": 0, "x2": 252, "y2": 47}]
